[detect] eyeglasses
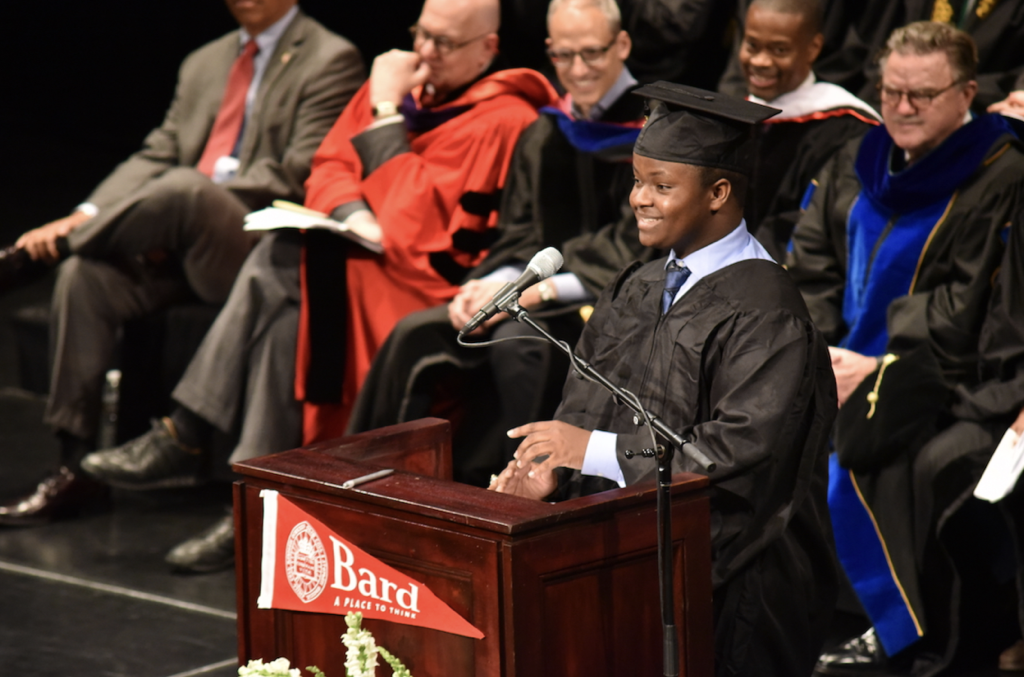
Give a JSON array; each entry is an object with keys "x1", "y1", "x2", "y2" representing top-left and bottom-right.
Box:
[
  {"x1": 546, "y1": 37, "x2": 617, "y2": 67},
  {"x1": 878, "y1": 80, "x2": 964, "y2": 108},
  {"x1": 409, "y1": 25, "x2": 490, "y2": 57}
]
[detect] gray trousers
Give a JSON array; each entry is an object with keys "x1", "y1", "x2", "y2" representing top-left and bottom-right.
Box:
[
  {"x1": 171, "y1": 230, "x2": 302, "y2": 464},
  {"x1": 44, "y1": 168, "x2": 254, "y2": 439}
]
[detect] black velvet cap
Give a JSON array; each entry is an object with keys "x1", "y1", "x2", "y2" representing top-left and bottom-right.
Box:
[{"x1": 632, "y1": 81, "x2": 780, "y2": 175}]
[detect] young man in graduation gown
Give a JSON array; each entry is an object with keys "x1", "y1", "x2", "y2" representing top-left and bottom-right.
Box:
[
  {"x1": 785, "y1": 21, "x2": 1024, "y2": 675},
  {"x1": 75, "y1": 0, "x2": 553, "y2": 573},
  {"x1": 0, "y1": 0, "x2": 364, "y2": 527},
  {"x1": 737, "y1": 0, "x2": 881, "y2": 260},
  {"x1": 348, "y1": 0, "x2": 654, "y2": 486},
  {"x1": 492, "y1": 82, "x2": 839, "y2": 677}
]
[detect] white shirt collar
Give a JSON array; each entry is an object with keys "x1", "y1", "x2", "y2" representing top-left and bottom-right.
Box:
[
  {"x1": 240, "y1": 4, "x2": 298, "y2": 52},
  {"x1": 572, "y1": 65, "x2": 638, "y2": 121},
  {"x1": 749, "y1": 72, "x2": 881, "y2": 122}
]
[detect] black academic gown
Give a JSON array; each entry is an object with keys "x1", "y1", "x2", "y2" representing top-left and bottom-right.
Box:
[
  {"x1": 348, "y1": 95, "x2": 656, "y2": 485},
  {"x1": 788, "y1": 131, "x2": 1024, "y2": 673},
  {"x1": 749, "y1": 113, "x2": 875, "y2": 261},
  {"x1": 556, "y1": 257, "x2": 839, "y2": 677}
]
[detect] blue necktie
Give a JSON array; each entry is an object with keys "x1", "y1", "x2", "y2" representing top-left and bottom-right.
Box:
[{"x1": 662, "y1": 261, "x2": 692, "y2": 314}]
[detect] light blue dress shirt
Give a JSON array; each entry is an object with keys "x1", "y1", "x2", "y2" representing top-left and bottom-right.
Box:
[{"x1": 579, "y1": 220, "x2": 775, "y2": 486}]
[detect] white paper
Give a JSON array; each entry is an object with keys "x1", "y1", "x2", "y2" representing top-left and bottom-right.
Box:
[
  {"x1": 256, "y1": 489, "x2": 279, "y2": 609},
  {"x1": 974, "y1": 428, "x2": 1024, "y2": 502},
  {"x1": 243, "y1": 206, "x2": 383, "y2": 253}
]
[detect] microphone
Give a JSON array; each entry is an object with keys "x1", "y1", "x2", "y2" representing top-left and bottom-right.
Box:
[{"x1": 460, "y1": 247, "x2": 563, "y2": 336}]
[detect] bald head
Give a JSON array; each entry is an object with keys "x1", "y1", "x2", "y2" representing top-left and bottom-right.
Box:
[
  {"x1": 416, "y1": 0, "x2": 501, "y2": 95},
  {"x1": 421, "y1": 0, "x2": 500, "y2": 36}
]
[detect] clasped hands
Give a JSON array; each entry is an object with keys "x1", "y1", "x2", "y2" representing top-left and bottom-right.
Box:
[
  {"x1": 488, "y1": 421, "x2": 591, "y2": 500},
  {"x1": 447, "y1": 279, "x2": 549, "y2": 334}
]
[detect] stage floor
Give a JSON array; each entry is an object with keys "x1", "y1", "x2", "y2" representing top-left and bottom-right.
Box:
[{"x1": 0, "y1": 384, "x2": 239, "y2": 677}]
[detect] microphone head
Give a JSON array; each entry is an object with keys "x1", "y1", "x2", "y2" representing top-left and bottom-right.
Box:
[{"x1": 527, "y1": 247, "x2": 564, "y2": 280}]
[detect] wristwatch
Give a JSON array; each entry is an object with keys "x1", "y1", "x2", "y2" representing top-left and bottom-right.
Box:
[
  {"x1": 372, "y1": 101, "x2": 399, "y2": 119},
  {"x1": 537, "y1": 280, "x2": 556, "y2": 303}
]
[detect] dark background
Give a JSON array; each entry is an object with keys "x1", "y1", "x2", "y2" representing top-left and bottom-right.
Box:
[{"x1": 1, "y1": 0, "x2": 437, "y2": 244}]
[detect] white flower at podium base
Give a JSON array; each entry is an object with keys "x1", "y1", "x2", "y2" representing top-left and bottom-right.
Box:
[{"x1": 240, "y1": 612, "x2": 413, "y2": 677}]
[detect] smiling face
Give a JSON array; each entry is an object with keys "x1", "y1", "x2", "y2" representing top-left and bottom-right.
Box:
[
  {"x1": 880, "y1": 49, "x2": 976, "y2": 163},
  {"x1": 224, "y1": 0, "x2": 297, "y2": 36},
  {"x1": 739, "y1": 4, "x2": 822, "y2": 101},
  {"x1": 630, "y1": 155, "x2": 730, "y2": 256},
  {"x1": 546, "y1": 3, "x2": 630, "y2": 118}
]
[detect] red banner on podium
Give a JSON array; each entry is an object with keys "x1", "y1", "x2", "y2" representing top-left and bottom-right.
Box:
[{"x1": 256, "y1": 490, "x2": 484, "y2": 639}]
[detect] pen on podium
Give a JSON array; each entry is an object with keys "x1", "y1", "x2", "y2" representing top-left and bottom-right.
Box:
[{"x1": 341, "y1": 468, "x2": 395, "y2": 490}]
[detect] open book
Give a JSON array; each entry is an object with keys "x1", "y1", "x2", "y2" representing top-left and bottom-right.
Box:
[
  {"x1": 243, "y1": 200, "x2": 384, "y2": 254},
  {"x1": 974, "y1": 427, "x2": 1024, "y2": 502}
]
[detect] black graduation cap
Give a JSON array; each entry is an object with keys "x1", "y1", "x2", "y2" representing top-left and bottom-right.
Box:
[{"x1": 632, "y1": 81, "x2": 780, "y2": 175}]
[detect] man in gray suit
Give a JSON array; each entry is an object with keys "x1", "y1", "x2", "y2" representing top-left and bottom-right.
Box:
[{"x1": 0, "y1": 0, "x2": 364, "y2": 526}]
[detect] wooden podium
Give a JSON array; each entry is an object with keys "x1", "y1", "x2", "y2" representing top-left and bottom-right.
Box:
[{"x1": 233, "y1": 419, "x2": 714, "y2": 677}]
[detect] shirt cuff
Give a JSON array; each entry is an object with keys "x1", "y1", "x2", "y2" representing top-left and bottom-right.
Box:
[
  {"x1": 351, "y1": 120, "x2": 411, "y2": 178},
  {"x1": 366, "y1": 114, "x2": 405, "y2": 130},
  {"x1": 76, "y1": 203, "x2": 99, "y2": 218},
  {"x1": 330, "y1": 200, "x2": 371, "y2": 223},
  {"x1": 550, "y1": 273, "x2": 591, "y2": 303},
  {"x1": 480, "y1": 264, "x2": 524, "y2": 284},
  {"x1": 581, "y1": 429, "x2": 625, "y2": 487}
]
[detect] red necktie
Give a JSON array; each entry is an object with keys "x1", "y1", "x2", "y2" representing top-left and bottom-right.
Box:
[{"x1": 197, "y1": 40, "x2": 259, "y2": 177}]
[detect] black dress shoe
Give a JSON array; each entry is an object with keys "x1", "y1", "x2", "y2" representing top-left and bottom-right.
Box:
[
  {"x1": 80, "y1": 418, "x2": 205, "y2": 490},
  {"x1": 165, "y1": 515, "x2": 235, "y2": 574},
  {"x1": 0, "y1": 466, "x2": 109, "y2": 526},
  {"x1": 816, "y1": 628, "x2": 888, "y2": 675}
]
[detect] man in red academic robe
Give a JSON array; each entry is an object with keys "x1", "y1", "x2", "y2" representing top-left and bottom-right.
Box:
[
  {"x1": 77, "y1": 0, "x2": 555, "y2": 573},
  {"x1": 297, "y1": 0, "x2": 557, "y2": 442}
]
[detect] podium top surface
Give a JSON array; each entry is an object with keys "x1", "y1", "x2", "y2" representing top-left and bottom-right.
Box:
[{"x1": 234, "y1": 446, "x2": 709, "y2": 537}]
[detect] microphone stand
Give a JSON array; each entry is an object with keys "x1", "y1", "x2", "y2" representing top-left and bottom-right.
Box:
[{"x1": 474, "y1": 299, "x2": 715, "y2": 677}]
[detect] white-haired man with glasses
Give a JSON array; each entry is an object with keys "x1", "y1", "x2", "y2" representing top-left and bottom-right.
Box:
[
  {"x1": 348, "y1": 0, "x2": 657, "y2": 487},
  {"x1": 787, "y1": 21, "x2": 1024, "y2": 674},
  {"x1": 76, "y1": 0, "x2": 555, "y2": 573}
]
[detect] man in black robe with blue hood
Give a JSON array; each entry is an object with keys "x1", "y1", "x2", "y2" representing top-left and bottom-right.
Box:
[{"x1": 787, "y1": 21, "x2": 1024, "y2": 675}]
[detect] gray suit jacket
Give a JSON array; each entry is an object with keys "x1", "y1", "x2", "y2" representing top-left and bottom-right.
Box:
[{"x1": 70, "y1": 10, "x2": 364, "y2": 249}]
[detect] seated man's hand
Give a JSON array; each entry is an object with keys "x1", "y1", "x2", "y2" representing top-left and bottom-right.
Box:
[
  {"x1": 343, "y1": 209, "x2": 383, "y2": 245},
  {"x1": 1012, "y1": 407, "x2": 1024, "y2": 436},
  {"x1": 369, "y1": 49, "x2": 431, "y2": 107},
  {"x1": 988, "y1": 91, "x2": 1024, "y2": 114},
  {"x1": 447, "y1": 279, "x2": 507, "y2": 332},
  {"x1": 488, "y1": 457, "x2": 557, "y2": 500},
  {"x1": 508, "y1": 420, "x2": 590, "y2": 478},
  {"x1": 828, "y1": 346, "x2": 879, "y2": 406},
  {"x1": 16, "y1": 210, "x2": 91, "y2": 263}
]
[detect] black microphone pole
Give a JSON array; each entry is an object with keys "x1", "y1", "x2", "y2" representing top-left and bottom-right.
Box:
[{"x1": 488, "y1": 300, "x2": 714, "y2": 677}]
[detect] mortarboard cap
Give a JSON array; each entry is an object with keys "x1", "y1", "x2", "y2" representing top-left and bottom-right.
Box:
[{"x1": 633, "y1": 81, "x2": 780, "y2": 175}]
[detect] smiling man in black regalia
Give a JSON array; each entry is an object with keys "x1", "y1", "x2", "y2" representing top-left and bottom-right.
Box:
[{"x1": 491, "y1": 81, "x2": 839, "y2": 677}]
